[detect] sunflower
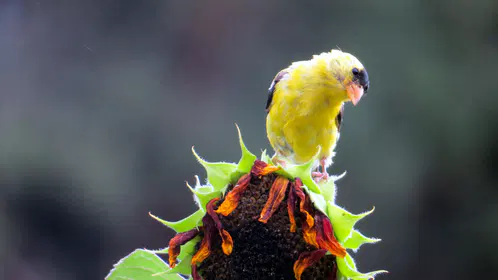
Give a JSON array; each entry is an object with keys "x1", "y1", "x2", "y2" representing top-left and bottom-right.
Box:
[{"x1": 147, "y1": 127, "x2": 385, "y2": 280}]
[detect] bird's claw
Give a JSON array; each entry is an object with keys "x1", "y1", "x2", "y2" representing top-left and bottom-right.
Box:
[
  {"x1": 271, "y1": 156, "x2": 287, "y2": 168},
  {"x1": 312, "y1": 172, "x2": 329, "y2": 182}
]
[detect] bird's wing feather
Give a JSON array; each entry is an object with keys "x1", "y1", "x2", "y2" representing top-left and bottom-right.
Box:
[
  {"x1": 265, "y1": 70, "x2": 288, "y2": 114},
  {"x1": 335, "y1": 104, "x2": 345, "y2": 131}
]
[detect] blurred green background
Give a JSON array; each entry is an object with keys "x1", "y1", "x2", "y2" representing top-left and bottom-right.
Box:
[{"x1": 1, "y1": 1, "x2": 497, "y2": 279}]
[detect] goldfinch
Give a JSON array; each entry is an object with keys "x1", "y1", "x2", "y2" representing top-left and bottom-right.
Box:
[{"x1": 265, "y1": 49, "x2": 369, "y2": 180}]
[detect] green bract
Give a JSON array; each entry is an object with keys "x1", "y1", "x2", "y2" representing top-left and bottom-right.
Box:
[
  {"x1": 106, "y1": 126, "x2": 386, "y2": 280},
  {"x1": 106, "y1": 249, "x2": 184, "y2": 280}
]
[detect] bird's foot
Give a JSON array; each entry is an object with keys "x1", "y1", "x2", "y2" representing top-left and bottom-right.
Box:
[
  {"x1": 312, "y1": 157, "x2": 330, "y2": 182},
  {"x1": 312, "y1": 172, "x2": 329, "y2": 182},
  {"x1": 271, "y1": 156, "x2": 287, "y2": 168}
]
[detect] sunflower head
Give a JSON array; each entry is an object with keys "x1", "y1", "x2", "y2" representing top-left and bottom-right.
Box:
[{"x1": 106, "y1": 126, "x2": 386, "y2": 280}]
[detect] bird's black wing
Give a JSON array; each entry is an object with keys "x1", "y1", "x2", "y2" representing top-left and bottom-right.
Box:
[
  {"x1": 265, "y1": 70, "x2": 288, "y2": 114},
  {"x1": 335, "y1": 105, "x2": 345, "y2": 131}
]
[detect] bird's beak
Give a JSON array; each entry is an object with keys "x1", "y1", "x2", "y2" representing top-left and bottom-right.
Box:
[{"x1": 347, "y1": 83, "x2": 364, "y2": 106}]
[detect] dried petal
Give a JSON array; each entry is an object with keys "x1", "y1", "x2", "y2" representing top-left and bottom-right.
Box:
[
  {"x1": 251, "y1": 159, "x2": 280, "y2": 177},
  {"x1": 293, "y1": 249, "x2": 328, "y2": 280},
  {"x1": 315, "y1": 212, "x2": 347, "y2": 258},
  {"x1": 258, "y1": 176, "x2": 289, "y2": 223},
  {"x1": 287, "y1": 182, "x2": 297, "y2": 232},
  {"x1": 207, "y1": 198, "x2": 233, "y2": 255},
  {"x1": 206, "y1": 198, "x2": 222, "y2": 228},
  {"x1": 216, "y1": 174, "x2": 251, "y2": 216},
  {"x1": 294, "y1": 179, "x2": 314, "y2": 229},
  {"x1": 302, "y1": 219, "x2": 318, "y2": 248},
  {"x1": 191, "y1": 239, "x2": 211, "y2": 265},
  {"x1": 192, "y1": 263, "x2": 201, "y2": 280},
  {"x1": 220, "y1": 229, "x2": 233, "y2": 255},
  {"x1": 191, "y1": 216, "x2": 215, "y2": 265},
  {"x1": 167, "y1": 228, "x2": 199, "y2": 268}
]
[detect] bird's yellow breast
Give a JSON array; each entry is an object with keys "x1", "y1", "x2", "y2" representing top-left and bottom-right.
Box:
[{"x1": 266, "y1": 60, "x2": 346, "y2": 165}]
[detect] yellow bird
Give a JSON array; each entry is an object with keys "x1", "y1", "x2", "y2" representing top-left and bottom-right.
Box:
[{"x1": 265, "y1": 49, "x2": 369, "y2": 180}]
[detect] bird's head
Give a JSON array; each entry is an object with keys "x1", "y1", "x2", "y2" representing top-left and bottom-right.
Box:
[{"x1": 321, "y1": 49, "x2": 369, "y2": 106}]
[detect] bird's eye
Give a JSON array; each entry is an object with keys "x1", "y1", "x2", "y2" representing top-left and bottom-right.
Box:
[{"x1": 352, "y1": 68, "x2": 359, "y2": 76}]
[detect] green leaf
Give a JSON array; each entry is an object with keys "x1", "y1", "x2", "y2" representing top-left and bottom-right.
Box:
[
  {"x1": 260, "y1": 149, "x2": 272, "y2": 164},
  {"x1": 274, "y1": 166, "x2": 293, "y2": 179},
  {"x1": 186, "y1": 182, "x2": 221, "y2": 211},
  {"x1": 152, "y1": 254, "x2": 193, "y2": 276},
  {"x1": 336, "y1": 253, "x2": 387, "y2": 279},
  {"x1": 191, "y1": 176, "x2": 213, "y2": 194},
  {"x1": 326, "y1": 203, "x2": 374, "y2": 242},
  {"x1": 345, "y1": 252, "x2": 357, "y2": 270},
  {"x1": 105, "y1": 249, "x2": 184, "y2": 280},
  {"x1": 191, "y1": 147, "x2": 237, "y2": 191},
  {"x1": 235, "y1": 124, "x2": 257, "y2": 173},
  {"x1": 280, "y1": 147, "x2": 322, "y2": 194},
  {"x1": 177, "y1": 237, "x2": 199, "y2": 260},
  {"x1": 317, "y1": 171, "x2": 346, "y2": 203},
  {"x1": 336, "y1": 269, "x2": 348, "y2": 280},
  {"x1": 302, "y1": 186, "x2": 327, "y2": 214},
  {"x1": 149, "y1": 209, "x2": 204, "y2": 233},
  {"x1": 336, "y1": 274, "x2": 346, "y2": 280},
  {"x1": 164, "y1": 254, "x2": 192, "y2": 275},
  {"x1": 153, "y1": 237, "x2": 201, "y2": 276},
  {"x1": 146, "y1": 247, "x2": 169, "y2": 255},
  {"x1": 344, "y1": 230, "x2": 381, "y2": 251}
]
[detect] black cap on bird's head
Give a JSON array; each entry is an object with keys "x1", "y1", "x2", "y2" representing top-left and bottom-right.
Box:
[
  {"x1": 352, "y1": 67, "x2": 369, "y2": 94},
  {"x1": 347, "y1": 66, "x2": 369, "y2": 106}
]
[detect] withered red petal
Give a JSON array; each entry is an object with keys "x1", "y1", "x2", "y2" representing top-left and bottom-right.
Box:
[
  {"x1": 287, "y1": 181, "x2": 297, "y2": 232},
  {"x1": 220, "y1": 229, "x2": 233, "y2": 255},
  {"x1": 167, "y1": 228, "x2": 199, "y2": 268},
  {"x1": 258, "y1": 176, "x2": 289, "y2": 223},
  {"x1": 192, "y1": 264, "x2": 201, "y2": 280},
  {"x1": 207, "y1": 198, "x2": 234, "y2": 256},
  {"x1": 191, "y1": 215, "x2": 216, "y2": 265},
  {"x1": 206, "y1": 198, "x2": 222, "y2": 229},
  {"x1": 191, "y1": 235, "x2": 211, "y2": 265},
  {"x1": 294, "y1": 180, "x2": 314, "y2": 229},
  {"x1": 315, "y1": 212, "x2": 346, "y2": 258},
  {"x1": 294, "y1": 178, "x2": 303, "y2": 188},
  {"x1": 302, "y1": 221, "x2": 319, "y2": 248},
  {"x1": 251, "y1": 159, "x2": 280, "y2": 177},
  {"x1": 293, "y1": 249, "x2": 328, "y2": 280},
  {"x1": 216, "y1": 174, "x2": 251, "y2": 216}
]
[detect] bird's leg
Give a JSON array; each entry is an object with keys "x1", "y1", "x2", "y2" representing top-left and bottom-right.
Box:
[
  {"x1": 271, "y1": 154, "x2": 287, "y2": 168},
  {"x1": 312, "y1": 158, "x2": 329, "y2": 182}
]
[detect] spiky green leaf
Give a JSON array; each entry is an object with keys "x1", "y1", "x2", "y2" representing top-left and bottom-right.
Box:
[
  {"x1": 146, "y1": 247, "x2": 169, "y2": 255},
  {"x1": 344, "y1": 230, "x2": 381, "y2": 251},
  {"x1": 191, "y1": 147, "x2": 237, "y2": 191},
  {"x1": 317, "y1": 171, "x2": 346, "y2": 203},
  {"x1": 155, "y1": 237, "x2": 200, "y2": 276},
  {"x1": 105, "y1": 249, "x2": 184, "y2": 280},
  {"x1": 149, "y1": 209, "x2": 203, "y2": 233},
  {"x1": 326, "y1": 203, "x2": 375, "y2": 242},
  {"x1": 336, "y1": 253, "x2": 387, "y2": 279},
  {"x1": 302, "y1": 186, "x2": 327, "y2": 214},
  {"x1": 162, "y1": 254, "x2": 192, "y2": 275},
  {"x1": 280, "y1": 147, "x2": 322, "y2": 193},
  {"x1": 235, "y1": 124, "x2": 257, "y2": 173},
  {"x1": 186, "y1": 182, "x2": 221, "y2": 211},
  {"x1": 177, "y1": 236, "x2": 200, "y2": 260},
  {"x1": 260, "y1": 149, "x2": 272, "y2": 164}
]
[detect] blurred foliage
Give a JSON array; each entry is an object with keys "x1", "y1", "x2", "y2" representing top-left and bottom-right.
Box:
[{"x1": 0, "y1": 1, "x2": 497, "y2": 279}]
